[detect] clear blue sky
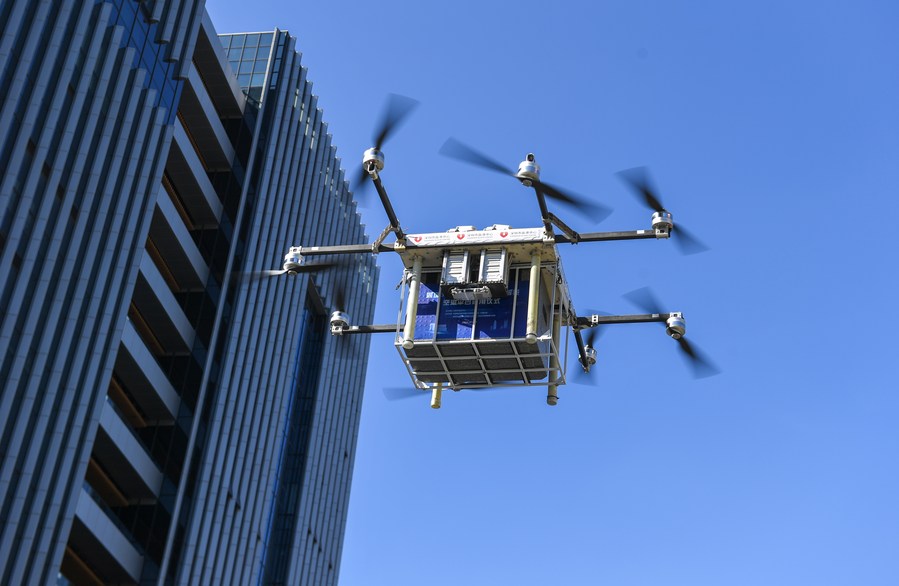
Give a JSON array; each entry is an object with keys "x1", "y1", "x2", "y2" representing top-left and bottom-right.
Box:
[{"x1": 209, "y1": 2, "x2": 898, "y2": 584}]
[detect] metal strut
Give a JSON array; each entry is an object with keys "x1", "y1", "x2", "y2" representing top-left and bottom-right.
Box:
[
  {"x1": 546, "y1": 212, "x2": 580, "y2": 243},
  {"x1": 370, "y1": 174, "x2": 405, "y2": 241},
  {"x1": 372, "y1": 224, "x2": 394, "y2": 250}
]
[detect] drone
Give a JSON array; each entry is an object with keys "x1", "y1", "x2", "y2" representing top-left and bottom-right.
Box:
[{"x1": 277, "y1": 95, "x2": 718, "y2": 409}]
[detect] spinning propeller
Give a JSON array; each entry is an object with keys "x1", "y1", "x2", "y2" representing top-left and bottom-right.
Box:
[
  {"x1": 236, "y1": 260, "x2": 340, "y2": 284},
  {"x1": 623, "y1": 286, "x2": 720, "y2": 378},
  {"x1": 439, "y1": 138, "x2": 613, "y2": 223},
  {"x1": 616, "y1": 166, "x2": 708, "y2": 254},
  {"x1": 382, "y1": 386, "x2": 430, "y2": 401},
  {"x1": 383, "y1": 385, "x2": 506, "y2": 402},
  {"x1": 573, "y1": 309, "x2": 607, "y2": 385},
  {"x1": 353, "y1": 94, "x2": 419, "y2": 196}
]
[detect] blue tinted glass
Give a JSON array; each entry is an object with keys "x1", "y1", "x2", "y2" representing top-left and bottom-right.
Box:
[
  {"x1": 130, "y1": 18, "x2": 146, "y2": 50},
  {"x1": 256, "y1": 46, "x2": 270, "y2": 59},
  {"x1": 250, "y1": 73, "x2": 265, "y2": 87},
  {"x1": 120, "y1": 0, "x2": 136, "y2": 22},
  {"x1": 245, "y1": 33, "x2": 260, "y2": 47},
  {"x1": 237, "y1": 73, "x2": 251, "y2": 86},
  {"x1": 169, "y1": 83, "x2": 183, "y2": 124},
  {"x1": 239, "y1": 61, "x2": 253, "y2": 74},
  {"x1": 228, "y1": 48, "x2": 242, "y2": 60},
  {"x1": 259, "y1": 32, "x2": 273, "y2": 47},
  {"x1": 219, "y1": 35, "x2": 231, "y2": 49},
  {"x1": 140, "y1": 53, "x2": 155, "y2": 80},
  {"x1": 254, "y1": 59, "x2": 268, "y2": 72},
  {"x1": 145, "y1": 23, "x2": 160, "y2": 55},
  {"x1": 152, "y1": 63, "x2": 166, "y2": 92},
  {"x1": 230, "y1": 34, "x2": 245, "y2": 48}
]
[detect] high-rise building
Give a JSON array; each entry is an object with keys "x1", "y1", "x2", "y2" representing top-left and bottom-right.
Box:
[{"x1": 0, "y1": 2, "x2": 377, "y2": 584}]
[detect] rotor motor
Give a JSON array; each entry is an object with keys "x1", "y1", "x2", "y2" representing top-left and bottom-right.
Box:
[
  {"x1": 283, "y1": 246, "x2": 303, "y2": 274},
  {"x1": 651, "y1": 210, "x2": 673, "y2": 233},
  {"x1": 581, "y1": 344, "x2": 597, "y2": 367},
  {"x1": 330, "y1": 310, "x2": 350, "y2": 334},
  {"x1": 516, "y1": 153, "x2": 540, "y2": 187},
  {"x1": 665, "y1": 312, "x2": 686, "y2": 339},
  {"x1": 362, "y1": 147, "x2": 385, "y2": 175}
]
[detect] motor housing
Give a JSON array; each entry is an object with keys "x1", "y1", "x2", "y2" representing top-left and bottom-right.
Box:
[
  {"x1": 330, "y1": 310, "x2": 350, "y2": 335},
  {"x1": 283, "y1": 246, "x2": 303, "y2": 274},
  {"x1": 516, "y1": 153, "x2": 540, "y2": 187},
  {"x1": 652, "y1": 211, "x2": 673, "y2": 236},
  {"x1": 362, "y1": 147, "x2": 385, "y2": 174},
  {"x1": 666, "y1": 312, "x2": 686, "y2": 339},
  {"x1": 581, "y1": 345, "x2": 597, "y2": 367}
]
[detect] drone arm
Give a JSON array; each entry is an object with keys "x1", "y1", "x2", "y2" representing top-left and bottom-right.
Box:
[
  {"x1": 531, "y1": 186, "x2": 555, "y2": 236},
  {"x1": 573, "y1": 329, "x2": 590, "y2": 372},
  {"x1": 576, "y1": 313, "x2": 672, "y2": 327},
  {"x1": 371, "y1": 174, "x2": 405, "y2": 241},
  {"x1": 338, "y1": 324, "x2": 397, "y2": 335},
  {"x1": 556, "y1": 230, "x2": 659, "y2": 244},
  {"x1": 293, "y1": 243, "x2": 394, "y2": 257}
]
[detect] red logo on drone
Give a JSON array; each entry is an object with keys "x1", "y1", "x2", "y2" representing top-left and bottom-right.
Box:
[
  {"x1": 499, "y1": 231, "x2": 509, "y2": 238},
  {"x1": 412, "y1": 236, "x2": 422, "y2": 243},
  {"x1": 456, "y1": 233, "x2": 465, "y2": 240}
]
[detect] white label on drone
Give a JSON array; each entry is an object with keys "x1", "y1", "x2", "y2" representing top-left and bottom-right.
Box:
[{"x1": 405, "y1": 228, "x2": 544, "y2": 247}]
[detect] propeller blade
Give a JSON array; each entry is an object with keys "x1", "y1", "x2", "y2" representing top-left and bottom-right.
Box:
[
  {"x1": 617, "y1": 167, "x2": 666, "y2": 212},
  {"x1": 458, "y1": 385, "x2": 514, "y2": 393},
  {"x1": 438, "y1": 138, "x2": 513, "y2": 176},
  {"x1": 334, "y1": 286, "x2": 346, "y2": 313},
  {"x1": 440, "y1": 139, "x2": 613, "y2": 223},
  {"x1": 244, "y1": 269, "x2": 287, "y2": 282},
  {"x1": 239, "y1": 259, "x2": 344, "y2": 284},
  {"x1": 354, "y1": 94, "x2": 418, "y2": 200},
  {"x1": 623, "y1": 287, "x2": 720, "y2": 378},
  {"x1": 671, "y1": 222, "x2": 709, "y2": 255},
  {"x1": 676, "y1": 338, "x2": 721, "y2": 378},
  {"x1": 373, "y1": 94, "x2": 419, "y2": 150},
  {"x1": 571, "y1": 368, "x2": 598, "y2": 387},
  {"x1": 584, "y1": 327, "x2": 599, "y2": 348},
  {"x1": 234, "y1": 268, "x2": 305, "y2": 285},
  {"x1": 351, "y1": 166, "x2": 371, "y2": 199},
  {"x1": 292, "y1": 261, "x2": 338, "y2": 274},
  {"x1": 535, "y1": 179, "x2": 613, "y2": 224},
  {"x1": 618, "y1": 167, "x2": 709, "y2": 254},
  {"x1": 617, "y1": 166, "x2": 665, "y2": 212},
  {"x1": 573, "y1": 310, "x2": 608, "y2": 385},
  {"x1": 622, "y1": 286, "x2": 665, "y2": 315},
  {"x1": 383, "y1": 387, "x2": 429, "y2": 401}
]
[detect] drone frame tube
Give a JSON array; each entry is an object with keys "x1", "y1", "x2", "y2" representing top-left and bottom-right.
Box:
[
  {"x1": 556, "y1": 230, "x2": 659, "y2": 244},
  {"x1": 431, "y1": 382, "x2": 443, "y2": 409},
  {"x1": 402, "y1": 256, "x2": 423, "y2": 349},
  {"x1": 576, "y1": 313, "x2": 672, "y2": 327},
  {"x1": 371, "y1": 174, "x2": 405, "y2": 241},
  {"x1": 573, "y1": 329, "x2": 590, "y2": 372},
  {"x1": 547, "y1": 310, "x2": 562, "y2": 406},
  {"x1": 526, "y1": 253, "x2": 541, "y2": 344}
]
